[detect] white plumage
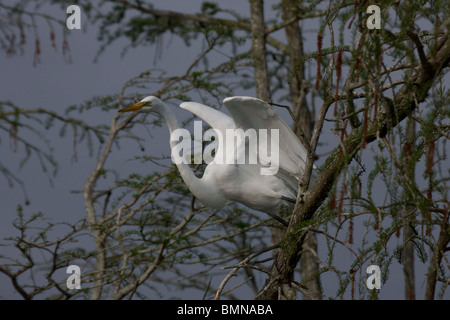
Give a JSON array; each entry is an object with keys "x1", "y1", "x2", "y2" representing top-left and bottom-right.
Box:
[{"x1": 120, "y1": 96, "x2": 312, "y2": 225}]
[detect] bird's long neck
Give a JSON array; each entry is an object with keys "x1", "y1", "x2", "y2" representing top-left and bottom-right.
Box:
[{"x1": 153, "y1": 101, "x2": 212, "y2": 201}]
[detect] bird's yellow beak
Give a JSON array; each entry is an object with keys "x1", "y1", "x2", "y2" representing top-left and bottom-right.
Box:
[{"x1": 119, "y1": 101, "x2": 146, "y2": 113}]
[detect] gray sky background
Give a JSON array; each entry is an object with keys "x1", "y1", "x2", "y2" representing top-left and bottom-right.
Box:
[
  {"x1": 1, "y1": 0, "x2": 447, "y2": 300},
  {"x1": 0, "y1": 0, "x2": 262, "y2": 300}
]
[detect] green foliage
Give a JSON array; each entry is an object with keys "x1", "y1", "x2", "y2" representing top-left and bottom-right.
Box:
[{"x1": 1, "y1": 0, "x2": 449, "y2": 300}]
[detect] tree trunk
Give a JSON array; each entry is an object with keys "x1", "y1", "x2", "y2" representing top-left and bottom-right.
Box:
[
  {"x1": 256, "y1": 32, "x2": 450, "y2": 299},
  {"x1": 249, "y1": 0, "x2": 284, "y2": 296},
  {"x1": 281, "y1": 0, "x2": 321, "y2": 300},
  {"x1": 403, "y1": 116, "x2": 416, "y2": 300},
  {"x1": 425, "y1": 216, "x2": 449, "y2": 299},
  {"x1": 249, "y1": 0, "x2": 271, "y2": 102}
]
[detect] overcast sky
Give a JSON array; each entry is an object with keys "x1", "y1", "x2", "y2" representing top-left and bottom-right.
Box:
[
  {"x1": 1, "y1": 1, "x2": 447, "y2": 300},
  {"x1": 0, "y1": 0, "x2": 264, "y2": 300}
]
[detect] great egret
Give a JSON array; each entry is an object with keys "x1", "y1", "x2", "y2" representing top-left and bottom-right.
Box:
[{"x1": 119, "y1": 96, "x2": 310, "y2": 226}]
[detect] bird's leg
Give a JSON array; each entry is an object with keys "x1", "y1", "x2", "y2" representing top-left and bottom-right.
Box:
[
  {"x1": 280, "y1": 196, "x2": 296, "y2": 204},
  {"x1": 266, "y1": 212, "x2": 289, "y2": 227}
]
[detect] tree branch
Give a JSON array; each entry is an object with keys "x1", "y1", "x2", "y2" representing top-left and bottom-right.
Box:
[{"x1": 256, "y1": 28, "x2": 450, "y2": 300}]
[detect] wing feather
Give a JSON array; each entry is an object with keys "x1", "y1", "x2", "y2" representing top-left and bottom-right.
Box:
[{"x1": 223, "y1": 96, "x2": 308, "y2": 176}]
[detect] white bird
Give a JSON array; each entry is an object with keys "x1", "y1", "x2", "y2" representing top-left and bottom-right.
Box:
[{"x1": 119, "y1": 96, "x2": 310, "y2": 225}]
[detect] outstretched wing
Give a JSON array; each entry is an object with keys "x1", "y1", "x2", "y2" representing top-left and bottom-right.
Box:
[
  {"x1": 179, "y1": 101, "x2": 235, "y2": 132},
  {"x1": 180, "y1": 101, "x2": 237, "y2": 165},
  {"x1": 223, "y1": 96, "x2": 308, "y2": 178}
]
